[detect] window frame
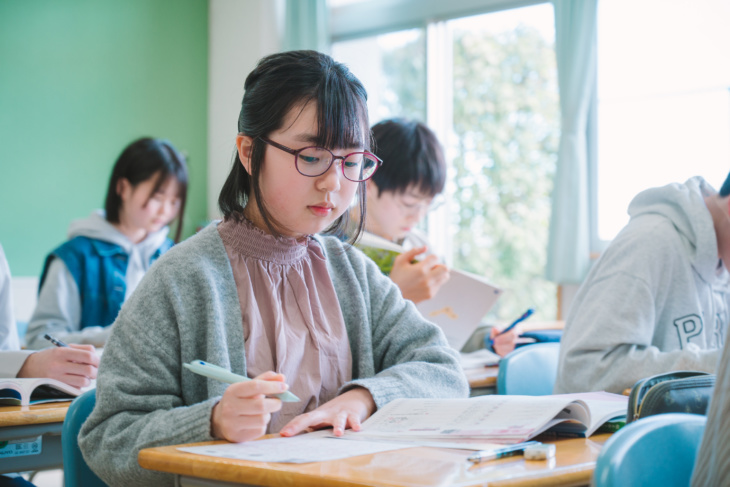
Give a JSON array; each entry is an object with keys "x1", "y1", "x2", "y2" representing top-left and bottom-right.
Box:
[{"x1": 330, "y1": 0, "x2": 604, "y2": 261}]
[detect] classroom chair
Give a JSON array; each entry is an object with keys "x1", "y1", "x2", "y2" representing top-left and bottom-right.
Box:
[
  {"x1": 61, "y1": 389, "x2": 107, "y2": 487},
  {"x1": 496, "y1": 342, "x2": 559, "y2": 395},
  {"x1": 592, "y1": 413, "x2": 706, "y2": 487}
]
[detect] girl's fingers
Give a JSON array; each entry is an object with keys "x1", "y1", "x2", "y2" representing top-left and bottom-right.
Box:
[
  {"x1": 347, "y1": 412, "x2": 362, "y2": 432},
  {"x1": 331, "y1": 411, "x2": 349, "y2": 436}
]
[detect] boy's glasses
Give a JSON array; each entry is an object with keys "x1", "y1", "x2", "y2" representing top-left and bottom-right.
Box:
[
  {"x1": 396, "y1": 194, "x2": 445, "y2": 215},
  {"x1": 259, "y1": 136, "x2": 382, "y2": 182}
]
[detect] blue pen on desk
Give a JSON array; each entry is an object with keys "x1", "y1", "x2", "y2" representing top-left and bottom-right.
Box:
[
  {"x1": 467, "y1": 440, "x2": 541, "y2": 463},
  {"x1": 487, "y1": 308, "x2": 534, "y2": 349},
  {"x1": 183, "y1": 360, "x2": 300, "y2": 402},
  {"x1": 44, "y1": 333, "x2": 69, "y2": 348}
]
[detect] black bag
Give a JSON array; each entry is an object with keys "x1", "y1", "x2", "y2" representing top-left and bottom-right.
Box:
[{"x1": 627, "y1": 370, "x2": 716, "y2": 423}]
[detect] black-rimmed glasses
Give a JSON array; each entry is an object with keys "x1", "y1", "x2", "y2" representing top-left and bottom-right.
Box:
[{"x1": 259, "y1": 136, "x2": 382, "y2": 182}]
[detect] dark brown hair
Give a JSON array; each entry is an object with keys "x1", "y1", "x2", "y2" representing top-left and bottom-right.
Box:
[
  {"x1": 217, "y1": 50, "x2": 371, "y2": 241},
  {"x1": 104, "y1": 137, "x2": 188, "y2": 242},
  {"x1": 370, "y1": 118, "x2": 446, "y2": 197}
]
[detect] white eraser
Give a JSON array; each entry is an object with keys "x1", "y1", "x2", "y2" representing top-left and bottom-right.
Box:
[{"x1": 524, "y1": 443, "x2": 556, "y2": 461}]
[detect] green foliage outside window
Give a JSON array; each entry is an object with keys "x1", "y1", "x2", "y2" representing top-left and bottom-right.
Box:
[{"x1": 376, "y1": 21, "x2": 559, "y2": 321}]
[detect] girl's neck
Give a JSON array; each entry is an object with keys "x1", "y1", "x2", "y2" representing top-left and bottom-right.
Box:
[{"x1": 113, "y1": 220, "x2": 148, "y2": 244}]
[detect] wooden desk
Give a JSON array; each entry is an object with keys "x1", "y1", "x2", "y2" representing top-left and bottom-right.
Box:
[
  {"x1": 139, "y1": 433, "x2": 610, "y2": 487},
  {"x1": 465, "y1": 365, "x2": 499, "y2": 390},
  {"x1": 0, "y1": 401, "x2": 70, "y2": 474}
]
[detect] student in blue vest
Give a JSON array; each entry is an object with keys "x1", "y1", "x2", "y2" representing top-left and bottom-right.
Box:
[{"x1": 24, "y1": 138, "x2": 188, "y2": 350}]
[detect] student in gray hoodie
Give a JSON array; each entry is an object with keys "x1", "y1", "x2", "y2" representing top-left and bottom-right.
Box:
[
  {"x1": 554, "y1": 172, "x2": 730, "y2": 394},
  {"x1": 25, "y1": 138, "x2": 188, "y2": 349}
]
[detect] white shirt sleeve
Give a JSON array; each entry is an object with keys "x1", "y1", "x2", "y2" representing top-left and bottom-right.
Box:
[{"x1": 0, "y1": 350, "x2": 34, "y2": 378}]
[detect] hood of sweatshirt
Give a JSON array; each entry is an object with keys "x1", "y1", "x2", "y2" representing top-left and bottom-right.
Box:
[
  {"x1": 627, "y1": 176, "x2": 719, "y2": 284},
  {"x1": 67, "y1": 210, "x2": 169, "y2": 254}
]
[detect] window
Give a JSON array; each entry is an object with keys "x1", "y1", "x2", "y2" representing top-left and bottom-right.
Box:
[
  {"x1": 597, "y1": 0, "x2": 730, "y2": 242},
  {"x1": 333, "y1": 2, "x2": 559, "y2": 321},
  {"x1": 332, "y1": 29, "x2": 426, "y2": 122}
]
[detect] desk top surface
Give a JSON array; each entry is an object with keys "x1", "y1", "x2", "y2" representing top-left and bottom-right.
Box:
[
  {"x1": 139, "y1": 433, "x2": 610, "y2": 487},
  {"x1": 0, "y1": 401, "x2": 71, "y2": 427},
  {"x1": 464, "y1": 365, "x2": 499, "y2": 389}
]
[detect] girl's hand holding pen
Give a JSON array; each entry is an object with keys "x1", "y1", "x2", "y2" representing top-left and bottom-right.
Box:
[{"x1": 211, "y1": 371, "x2": 289, "y2": 443}]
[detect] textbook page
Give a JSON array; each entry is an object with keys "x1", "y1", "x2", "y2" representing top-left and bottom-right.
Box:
[
  {"x1": 354, "y1": 394, "x2": 628, "y2": 444},
  {"x1": 0, "y1": 378, "x2": 92, "y2": 406},
  {"x1": 177, "y1": 430, "x2": 411, "y2": 463}
]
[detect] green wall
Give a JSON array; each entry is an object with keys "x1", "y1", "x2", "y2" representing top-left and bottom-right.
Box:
[{"x1": 0, "y1": 0, "x2": 208, "y2": 276}]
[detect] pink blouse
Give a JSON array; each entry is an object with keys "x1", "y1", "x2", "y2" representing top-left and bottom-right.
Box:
[{"x1": 217, "y1": 217, "x2": 352, "y2": 433}]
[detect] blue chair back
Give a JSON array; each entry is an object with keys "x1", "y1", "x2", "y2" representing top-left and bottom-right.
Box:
[
  {"x1": 62, "y1": 389, "x2": 107, "y2": 487},
  {"x1": 593, "y1": 413, "x2": 706, "y2": 487},
  {"x1": 497, "y1": 342, "x2": 560, "y2": 395}
]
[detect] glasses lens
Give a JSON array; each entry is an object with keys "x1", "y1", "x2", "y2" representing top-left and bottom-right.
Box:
[
  {"x1": 343, "y1": 153, "x2": 379, "y2": 181},
  {"x1": 296, "y1": 147, "x2": 332, "y2": 176}
]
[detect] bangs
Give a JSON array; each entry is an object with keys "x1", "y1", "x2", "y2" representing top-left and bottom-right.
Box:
[{"x1": 314, "y1": 75, "x2": 369, "y2": 151}]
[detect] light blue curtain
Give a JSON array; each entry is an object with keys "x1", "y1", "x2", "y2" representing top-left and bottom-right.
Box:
[
  {"x1": 545, "y1": 0, "x2": 598, "y2": 284},
  {"x1": 283, "y1": 0, "x2": 330, "y2": 53}
]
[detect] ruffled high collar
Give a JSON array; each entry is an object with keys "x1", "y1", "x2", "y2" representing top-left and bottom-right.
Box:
[{"x1": 217, "y1": 216, "x2": 310, "y2": 265}]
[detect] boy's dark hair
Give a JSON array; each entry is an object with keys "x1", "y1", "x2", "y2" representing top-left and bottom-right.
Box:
[
  {"x1": 720, "y1": 171, "x2": 730, "y2": 197},
  {"x1": 370, "y1": 118, "x2": 446, "y2": 197},
  {"x1": 104, "y1": 137, "x2": 188, "y2": 242},
  {"x1": 218, "y1": 50, "x2": 371, "y2": 241}
]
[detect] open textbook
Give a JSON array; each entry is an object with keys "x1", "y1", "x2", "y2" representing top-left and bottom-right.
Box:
[
  {"x1": 348, "y1": 392, "x2": 628, "y2": 444},
  {"x1": 0, "y1": 378, "x2": 92, "y2": 406},
  {"x1": 356, "y1": 231, "x2": 502, "y2": 350}
]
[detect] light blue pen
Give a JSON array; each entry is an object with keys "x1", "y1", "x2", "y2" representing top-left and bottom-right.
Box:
[{"x1": 183, "y1": 360, "x2": 300, "y2": 402}]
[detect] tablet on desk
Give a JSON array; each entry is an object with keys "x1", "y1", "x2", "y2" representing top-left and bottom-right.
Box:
[{"x1": 416, "y1": 269, "x2": 502, "y2": 351}]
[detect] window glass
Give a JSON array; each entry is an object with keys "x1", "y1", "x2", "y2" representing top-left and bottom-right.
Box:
[
  {"x1": 448, "y1": 4, "x2": 559, "y2": 321},
  {"x1": 597, "y1": 0, "x2": 730, "y2": 240},
  {"x1": 332, "y1": 4, "x2": 559, "y2": 321},
  {"x1": 332, "y1": 29, "x2": 426, "y2": 122}
]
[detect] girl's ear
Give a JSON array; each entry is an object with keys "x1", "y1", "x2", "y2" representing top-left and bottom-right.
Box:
[
  {"x1": 236, "y1": 135, "x2": 254, "y2": 175},
  {"x1": 116, "y1": 178, "x2": 131, "y2": 200}
]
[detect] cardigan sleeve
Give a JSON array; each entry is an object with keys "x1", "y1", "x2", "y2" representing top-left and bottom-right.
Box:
[{"x1": 320, "y1": 236, "x2": 469, "y2": 407}]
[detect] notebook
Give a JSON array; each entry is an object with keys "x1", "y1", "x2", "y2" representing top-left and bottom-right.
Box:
[
  {"x1": 0, "y1": 378, "x2": 93, "y2": 406},
  {"x1": 356, "y1": 232, "x2": 502, "y2": 350}
]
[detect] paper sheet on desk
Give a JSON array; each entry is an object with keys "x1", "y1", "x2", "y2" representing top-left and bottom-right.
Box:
[
  {"x1": 460, "y1": 349, "x2": 501, "y2": 368},
  {"x1": 177, "y1": 430, "x2": 411, "y2": 463}
]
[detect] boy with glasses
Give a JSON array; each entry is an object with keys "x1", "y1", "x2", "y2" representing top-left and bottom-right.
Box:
[{"x1": 354, "y1": 118, "x2": 517, "y2": 356}]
